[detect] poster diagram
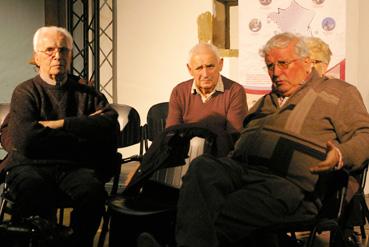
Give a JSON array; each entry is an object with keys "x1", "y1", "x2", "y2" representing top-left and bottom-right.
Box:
[{"x1": 239, "y1": 0, "x2": 345, "y2": 106}]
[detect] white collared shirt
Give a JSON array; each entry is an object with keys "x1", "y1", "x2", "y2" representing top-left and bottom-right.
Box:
[{"x1": 191, "y1": 76, "x2": 224, "y2": 103}]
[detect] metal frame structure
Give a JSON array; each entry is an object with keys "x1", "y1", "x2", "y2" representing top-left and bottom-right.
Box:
[{"x1": 66, "y1": 0, "x2": 115, "y2": 102}]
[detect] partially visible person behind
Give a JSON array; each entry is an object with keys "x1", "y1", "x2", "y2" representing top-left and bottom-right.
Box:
[
  {"x1": 1, "y1": 26, "x2": 118, "y2": 247},
  {"x1": 166, "y1": 43, "x2": 247, "y2": 156},
  {"x1": 305, "y1": 36, "x2": 332, "y2": 76}
]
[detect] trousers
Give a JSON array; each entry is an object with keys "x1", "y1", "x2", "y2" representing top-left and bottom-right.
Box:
[
  {"x1": 175, "y1": 154, "x2": 319, "y2": 247},
  {"x1": 6, "y1": 165, "x2": 106, "y2": 247}
]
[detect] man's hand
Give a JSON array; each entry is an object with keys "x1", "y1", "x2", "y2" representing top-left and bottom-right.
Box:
[
  {"x1": 89, "y1": 109, "x2": 103, "y2": 116},
  {"x1": 38, "y1": 119, "x2": 64, "y2": 129},
  {"x1": 309, "y1": 140, "x2": 342, "y2": 174}
]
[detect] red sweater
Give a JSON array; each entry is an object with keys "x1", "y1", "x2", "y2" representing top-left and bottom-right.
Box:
[{"x1": 166, "y1": 76, "x2": 247, "y2": 134}]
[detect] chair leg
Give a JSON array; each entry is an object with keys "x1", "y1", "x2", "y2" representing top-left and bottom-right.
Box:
[
  {"x1": 360, "y1": 225, "x2": 366, "y2": 239},
  {"x1": 329, "y1": 227, "x2": 346, "y2": 247},
  {"x1": 0, "y1": 198, "x2": 7, "y2": 222},
  {"x1": 58, "y1": 208, "x2": 65, "y2": 225},
  {"x1": 306, "y1": 227, "x2": 318, "y2": 247},
  {"x1": 360, "y1": 195, "x2": 369, "y2": 222},
  {"x1": 97, "y1": 209, "x2": 111, "y2": 247},
  {"x1": 359, "y1": 194, "x2": 369, "y2": 239}
]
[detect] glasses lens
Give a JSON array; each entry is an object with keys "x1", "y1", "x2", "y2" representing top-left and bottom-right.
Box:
[{"x1": 277, "y1": 61, "x2": 289, "y2": 69}]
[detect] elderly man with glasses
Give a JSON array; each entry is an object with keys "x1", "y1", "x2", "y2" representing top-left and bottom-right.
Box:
[
  {"x1": 1, "y1": 26, "x2": 118, "y2": 247},
  {"x1": 138, "y1": 32, "x2": 369, "y2": 247}
]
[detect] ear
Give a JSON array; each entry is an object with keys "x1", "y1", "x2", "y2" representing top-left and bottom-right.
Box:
[
  {"x1": 187, "y1": 63, "x2": 194, "y2": 76},
  {"x1": 33, "y1": 52, "x2": 41, "y2": 67},
  {"x1": 218, "y1": 58, "x2": 224, "y2": 71}
]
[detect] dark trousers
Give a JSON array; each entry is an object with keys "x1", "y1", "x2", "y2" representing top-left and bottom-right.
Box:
[
  {"x1": 6, "y1": 165, "x2": 107, "y2": 247},
  {"x1": 175, "y1": 154, "x2": 318, "y2": 247}
]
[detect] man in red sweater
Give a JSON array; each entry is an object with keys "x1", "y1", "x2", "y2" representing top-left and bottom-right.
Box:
[{"x1": 166, "y1": 43, "x2": 247, "y2": 156}]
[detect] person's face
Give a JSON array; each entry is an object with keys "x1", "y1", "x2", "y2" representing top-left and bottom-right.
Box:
[
  {"x1": 187, "y1": 48, "x2": 223, "y2": 95},
  {"x1": 312, "y1": 60, "x2": 328, "y2": 77},
  {"x1": 265, "y1": 40, "x2": 311, "y2": 97},
  {"x1": 34, "y1": 31, "x2": 72, "y2": 81}
]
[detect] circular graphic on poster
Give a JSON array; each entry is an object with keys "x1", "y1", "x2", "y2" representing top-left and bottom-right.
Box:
[
  {"x1": 322, "y1": 17, "x2": 336, "y2": 31},
  {"x1": 312, "y1": 0, "x2": 325, "y2": 4},
  {"x1": 249, "y1": 18, "x2": 262, "y2": 32},
  {"x1": 259, "y1": 0, "x2": 272, "y2": 6}
]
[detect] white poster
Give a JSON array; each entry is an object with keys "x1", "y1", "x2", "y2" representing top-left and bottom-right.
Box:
[{"x1": 239, "y1": 0, "x2": 346, "y2": 106}]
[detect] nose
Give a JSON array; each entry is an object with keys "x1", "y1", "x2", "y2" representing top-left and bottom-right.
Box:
[
  {"x1": 200, "y1": 67, "x2": 209, "y2": 77},
  {"x1": 271, "y1": 63, "x2": 283, "y2": 77},
  {"x1": 51, "y1": 51, "x2": 61, "y2": 60}
]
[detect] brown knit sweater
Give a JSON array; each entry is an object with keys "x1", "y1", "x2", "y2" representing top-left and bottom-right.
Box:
[{"x1": 232, "y1": 70, "x2": 369, "y2": 192}]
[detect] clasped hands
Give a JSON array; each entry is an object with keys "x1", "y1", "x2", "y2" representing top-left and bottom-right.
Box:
[{"x1": 309, "y1": 140, "x2": 343, "y2": 174}]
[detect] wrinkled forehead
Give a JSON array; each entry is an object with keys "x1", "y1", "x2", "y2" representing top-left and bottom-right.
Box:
[
  {"x1": 37, "y1": 31, "x2": 71, "y2": 50},
  {"x1": 265, "y1": 40, "x2": 299, "y2": 62},
  {"x1": 189, "y1": 51, "x2": 220, "y2": 67}
]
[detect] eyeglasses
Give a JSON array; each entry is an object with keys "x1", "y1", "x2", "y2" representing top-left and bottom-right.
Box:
[
  {"x1": 38, "y1": 47, "x2": 71, "y2": 56},
  {"x1": 266, "y1": 58, "x2": 302, "y2": 71},
  {"x1": 311, "y1": 60, "x2": 323, "y2": 64}
]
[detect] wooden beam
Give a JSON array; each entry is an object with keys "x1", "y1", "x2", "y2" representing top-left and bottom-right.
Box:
[{"x1": 44, "y1": 0, "x2": 66, "y2": 27}]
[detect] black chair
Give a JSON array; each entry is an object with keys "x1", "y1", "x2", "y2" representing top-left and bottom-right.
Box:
[
  {"x1": 98, "y1": 101, "x2": 218, "y2": 247},
  {"x1": 102, "y1": 126, "x2": 217, "y2": 247},
  {"x1": 97, "y1": 103, "x2": 144, "y2": 247},
  {"x1": 270, "y1": 161, "x2": 369, "y2": 247},
  {"x1": 98, "y1": 102, "x2": 173, "y2": 247},
  {"x1": 144, "y1": 102, "x2": 209, "y2": 188},
  {"x1": 143, "y1": 102, "x2": 173, "y2": 185},
  {"x1": 0, "y1": 103, "x2": 75, "y2": 226},
  {"x1": 340, "y1": 161, "x2": 369, "y2": 241},
  {"x1": 0, "y1": 103, "x2": 10, "y2": 223},
  {"x1": 107, "y1": 103, "x2": 144, "y2": 195},
  {"x1": 143, "y1": 102, "x2": 169, "y2": 152}
]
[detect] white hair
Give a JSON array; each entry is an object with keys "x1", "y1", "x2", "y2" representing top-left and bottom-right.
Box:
[
  {"x1": 33, "y1": 26, "x2": 73, "y2": 52},
  {"x1": 188, "y1": 43, "x2": 221, "y2": 63}
]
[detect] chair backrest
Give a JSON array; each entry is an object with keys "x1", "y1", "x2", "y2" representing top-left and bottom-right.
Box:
[
  {"x1": 109, "y1": 103, "x2": 143, "y2": 194},
  {"x1": 0, "y1": 103, "x2": 10, "y2": 155},
  {"x1": 0, "y1": 104, "x2": 10, "y2": 128},
  {"x1": 112, "y1": 103, "x2": 142, "y2": 151},
  {"x1": 144, "y1": 102, "x2": 169, "y2": 150}
]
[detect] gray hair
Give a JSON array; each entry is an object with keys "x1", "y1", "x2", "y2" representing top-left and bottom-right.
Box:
[
  {"x1": 33, "y1": 26, "x2": 73, "y2": 52},
  {"x1": 188, "y1": 43, "x2": 221, "y2": 63},
  {"x1": 259, "y1": 32, "x2": 309, "y2": 58}
]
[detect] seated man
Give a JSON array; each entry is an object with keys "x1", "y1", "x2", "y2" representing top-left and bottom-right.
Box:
[
  {"x1": 156, "y1": 43, "x2": 247, "y2": 188},
  {"x1": 1, "y1": 26, "x2": 118, "y2": 247},
  {"x1": 166, "y1": 43, "x2": 247, "y2": 157},
  {"x1": 138, "y1": 32, "x2": 369, "y2": 247}
]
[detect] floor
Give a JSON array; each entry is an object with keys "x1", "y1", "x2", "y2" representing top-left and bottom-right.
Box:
[
  {"x1": 92, "y1": 194, "x2": 369, "y2": 247},
  {"x1": 4, "y1": 195, "x2": 367, "y2": 247},
  {"x1": 296, "y1": 226, "x2": 369, "y2": 247},
  {"x1": 93, "y1": 223, "x2": 369, "y2": 247}
]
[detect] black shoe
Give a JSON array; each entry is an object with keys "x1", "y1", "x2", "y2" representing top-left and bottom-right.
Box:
[
  {"x1": 137, "y1": 232, "x2": 163, "y2": 247},
  {"x1": 344, "y1": 230, "x2": 363, "y2": 247}
]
